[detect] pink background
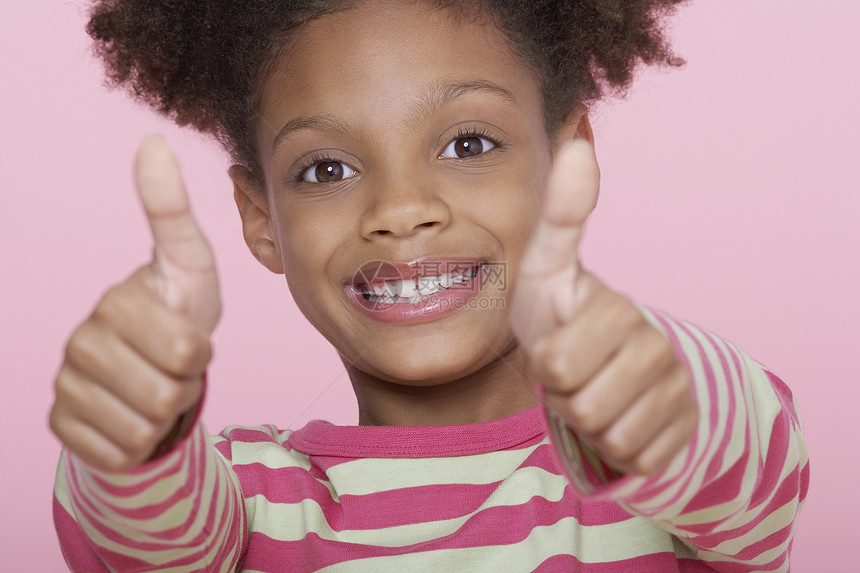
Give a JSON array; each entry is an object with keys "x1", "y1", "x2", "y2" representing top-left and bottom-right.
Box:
[{"x1": 2, "y1": 1, "x2": 857, "y2": 570}]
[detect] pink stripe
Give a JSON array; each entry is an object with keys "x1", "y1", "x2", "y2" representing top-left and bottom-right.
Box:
[
  {"x1": 763, "y1": 369, "x2": 798, "y2": 423},
  {"x1": 613, "y1": 313, "x2": 712, "y2": 511},
  {"x1": 680, "y1": 411, "x2": 791, "y2": 537},
  {"x1": 729, "y1": 521, "x2": 794, "y2": 563},
  {"x1": 301, "y1": 431, "x2": 549, "y2": 476},
  {"x1": 243, "y1": 531, "x2": 694, "y2": 572},
  {"x1": 534, "y1": 552, "x2": 692, "y2": 572},
  {"x1": 269, "y1": 493, "x2": 572, "y2": 568},
  {"x1": 289, "y1": 406, "x2": 545, "y2": 458},
  {"x1": 78, "y1": 468, "x2": 241, "y2": 571},
  {"x1": 799, "y1": 460, "x2": 810, "y2": 502},
  {"x1": 749, "y1": 411, "x2": 790, "y2": 508},
  {"x1": 698, "y1": 333, "x2": 744, "y2": 487},
  {"x1": 222, "y1": 425, "x2": 281, "y2": 444},
  {"x1": 90, "y1": 447, "x2": 187, "y2": 498},
  {"x1": 63, "y1": 431, "x2": 244, "y2": 567},
  {"x1": 53, "y1": 496, "x2": 111, "y2": 573},
  {"x1": 233, "y1": 464, "x2": 335, "y2": 504},
  {"x1": 214, "y1": 439, "x2": 232, "y2": 460},
  {"x1": 68, "y1": 428, "x2": 206, "y2": 530},
  {"x1": 683, "y1": 458, "x2": 802, "y2": 542},
  {"x1": 680, "y1": 452, "x2": 747, "y2": 514},
  {"x1": 233, "y1": 439, "x2": 564, "y2": 511}
]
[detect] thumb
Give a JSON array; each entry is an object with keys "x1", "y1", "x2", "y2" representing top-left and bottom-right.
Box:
[
  {"x1": 511, "y1": 139, "x2": 599, "y2": 348},
  {"x1": 135, "y1": 135, "x2": 221, "y2": 333}
]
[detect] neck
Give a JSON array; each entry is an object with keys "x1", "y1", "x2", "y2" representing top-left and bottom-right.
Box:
[{"x1": 346, "y1": 341, "x2": 539, "y2": 426}]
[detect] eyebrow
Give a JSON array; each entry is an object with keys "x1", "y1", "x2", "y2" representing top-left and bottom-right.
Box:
[{"x1": 271, "y1": 79, "x2": 518, "y2": 152}]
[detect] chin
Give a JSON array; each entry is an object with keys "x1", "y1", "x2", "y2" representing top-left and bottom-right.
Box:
[{"x1": 351, "y1": 339, "x2": 500, "y2": 387}]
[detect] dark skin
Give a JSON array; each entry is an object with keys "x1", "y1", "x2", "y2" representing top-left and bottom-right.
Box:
[{"x1": 50, "y1": 0, "x2": 697, "y2": 477}]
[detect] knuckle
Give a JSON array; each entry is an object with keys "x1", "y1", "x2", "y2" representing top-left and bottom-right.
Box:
[
  {"x1": 64, "y1": 324, "x2": 93, "y2": 363},
  {"x1": 94, "y1": 286, "x2": 125, "y2": 321},
  {"x1": 54, "y1": 367, "x2": 81, "y2": 404},
  {"x1": 610, "y1": 295, "x2": 643, "y2": 330},
  {"x1": 652, "y1": 333, "x2": 679, "y2": 370},
  {"x1": 128, "y1": 423, "x2": 158, "y2": 453},
  {"x1": 667, "y1": 365, "x2": 694, "y2": 402},
  {"x1": 533, "y1": 339, "x2": 568, "y2": 387},
  {"x1": 601, "y1": 431, "x2": 634, "y2": 461},
  {"x1": 150, "y1": 383, "x2": 183, "y2": 420},
  {"x1": 48, "y1": 404, "x2": 67, "y2": 439},
  {"x1": 165, "y1": 330, "x2": 210, "y2": 375},
  {"x1": 629, "y1": 457, "x2": 653, "y2": 476},
  {"x1": 569, "y1": 397, "x2": 604, "y2": 434},
  {"x1": 103, "y1": 452, "x2": 134, "y2": 474}
]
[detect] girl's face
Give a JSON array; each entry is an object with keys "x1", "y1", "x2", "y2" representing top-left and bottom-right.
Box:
[{"x1": 239, "y1": 0, "x2": 582, "y2": 389}]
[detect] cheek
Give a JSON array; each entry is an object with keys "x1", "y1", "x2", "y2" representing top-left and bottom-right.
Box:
[
  {"x1": 476, "y1": 158, "x2": 548, "y2": 249},
  {"x1": 271, "y1": 206, "x2": 340, "y2": 299}
]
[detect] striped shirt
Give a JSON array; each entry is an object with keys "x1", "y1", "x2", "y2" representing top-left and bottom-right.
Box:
[{"x1": 53, "y1": 307, "x2": 809, "y2": 571}]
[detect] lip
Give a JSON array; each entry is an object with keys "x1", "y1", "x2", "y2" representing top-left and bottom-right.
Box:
[{"x1": 344, "y1": 257, "x2": 489, "y2": 325}]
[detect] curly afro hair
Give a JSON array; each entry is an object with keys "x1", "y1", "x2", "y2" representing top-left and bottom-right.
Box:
[{"x1": 87, "y1": 0, "x2": 687, "y2": 182}]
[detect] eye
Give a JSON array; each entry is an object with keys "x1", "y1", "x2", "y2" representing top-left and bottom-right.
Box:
[
  {"x1": 301, "y1": 160, "x2": 357, "y2": 183},
  {"x1": 439, "y1": 135, "x2": 497, "y2": 159}
]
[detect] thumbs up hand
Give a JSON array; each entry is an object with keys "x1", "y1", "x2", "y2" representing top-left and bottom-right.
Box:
[
  {"x1": 511, "y1": 140, "x2": 698, "y2": 477},
  {"x1": 50, "y1": 136, "x2": 220, "y2": 472}
]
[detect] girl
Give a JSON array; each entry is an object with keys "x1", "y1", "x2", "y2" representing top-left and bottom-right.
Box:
[{"x1": 50, "y1": 0, "x2": 808, "y2": 571}]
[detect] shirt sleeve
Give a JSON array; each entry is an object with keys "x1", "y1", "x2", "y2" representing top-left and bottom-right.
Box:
[
  {"x1": 543, "y1": 305, "x2": 810, "y2": 572},
  {"x1": 53, "y1": 421, "x2": 248, "y2": 572}
]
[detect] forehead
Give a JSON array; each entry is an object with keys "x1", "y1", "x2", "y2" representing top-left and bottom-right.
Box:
[{"x1": 256, "y1": 0, "x2": 543, "y2": 141}]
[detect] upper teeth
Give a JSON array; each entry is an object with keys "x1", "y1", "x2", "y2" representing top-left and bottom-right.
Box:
[{"x1": 365, "y1": 268, "x2": 477, "y2": 299}]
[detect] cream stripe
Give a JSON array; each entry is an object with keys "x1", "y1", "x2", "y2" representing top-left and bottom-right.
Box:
[
  {"x1": 251, "y1": 465, "x2": 566, "y2": 546},
  {"x1": 744, "y1": 351, "x2": 784, "y2": 461},
  {"x1": 648, "y1": 333, "x2": 756, "y2": 525},
  {"x1": 703, "y1": 518, "x2": 796, "y2": 571},
  {"x1": 74, "y1": 447, "x2": 202, "y2": 537},
  {"x1": 324, "y1": 442, "x2": 543, "y2": 496},
  {"x1": 80, "y1": 447, "x2": 192, "y2": 510},
  {"x1": 227, "y1": 439, "x2": 313, "y2": 471},
  {"x1": 67, "y1": 433, "x2": 236, "y2": 563},
  {"x1": 677, "y1": 433, "x2": 800, "y2": 533},
  {"x1": 618, "y1": 318, "x2": 722, "y2": 513},
  {"x1": 54, "y1": 456, "x2": 73, "y2": 516},
  {"x1": 674, "y1": 346, "x2": 802, "y2": 533},
  {"x1": 318, "y1": 514, "x2": 673, "y2": 572},
  {"x1": 711, "y1": 498, "x2": 799, "y2": 557},
  {"x1": 668, "y1": 328, "x2": 751, "y2": 521}
]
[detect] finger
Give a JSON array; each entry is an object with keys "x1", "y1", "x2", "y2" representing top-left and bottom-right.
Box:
[
  {"x1": 598, "y1": 364, "x2": 692, "y2": 463},
  {"x1": 562, "y1": 323, "x2": 678, "y2": 434},
  {"x1": 136, "y1": 135, "x2": 214, "y2": 274},
  {"x1": 50, "y1": 405, "x2": 130, "y2": 472},
  {"x1": 53, "y1": 366, "x2": 168, "y2": 463},
  {"x1": 511, "y1": 140, "x2": 600, "y2": 348},
  {"x1": 531, "y1": 285, "x2": 642, "y2": 397},
  {"x1": 65, "y1": 318, "x2": 204, "y2": 422},
  {"x1": 629, "y1": 405, "x2": 698, "y2": 476},
  {"x1": 135, "y1": 135, "x2": 220, "y2": 332},
  {"x1": 89, "y1": 271, "x2": 212, "y2": 378}
]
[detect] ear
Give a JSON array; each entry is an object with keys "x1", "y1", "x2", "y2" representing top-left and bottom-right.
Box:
[
  {"x1": 552, "y1": 104, "x2": 595, "y2": 153},
  {"x1": 229, "y1": 165, "x2": 284, "y2": 274}
]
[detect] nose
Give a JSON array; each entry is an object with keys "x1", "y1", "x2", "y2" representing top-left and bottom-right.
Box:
[{"x1": 359, "y1": 172, "x2": 451, "y2": 240}]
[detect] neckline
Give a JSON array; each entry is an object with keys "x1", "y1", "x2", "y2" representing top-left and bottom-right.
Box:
[{"x1": 288, "y1": 405, "x2": 546, "y2": 458}]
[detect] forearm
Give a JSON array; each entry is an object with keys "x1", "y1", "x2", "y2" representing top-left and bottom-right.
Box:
[
  {"x1": 54, "y1": 422, "x2": 247, "y2": 572},
  {"x1": 546, "y1": 306, "x2": 809, "y2": 571}
]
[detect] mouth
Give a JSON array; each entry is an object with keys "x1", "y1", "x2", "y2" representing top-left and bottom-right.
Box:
[
  {"x1": 361, "y1": 265, "x2": 481, "y2": 304},
  {"x1": 347, "y1": 259, "x2": 485, "y2": 305}
]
